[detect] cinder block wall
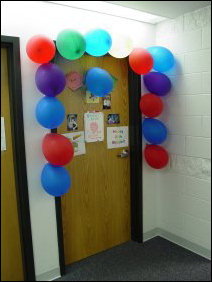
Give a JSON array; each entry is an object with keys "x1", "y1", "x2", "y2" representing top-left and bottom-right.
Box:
[{"x1": 155, "y1": 5, "x2": 211, "y2": 252}]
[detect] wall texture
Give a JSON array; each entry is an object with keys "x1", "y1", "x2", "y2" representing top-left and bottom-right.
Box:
[
  {"x1": 1, "y1": 1, "x2": 155, "y2": 279},
  {"x1": 155, "y1": 5, "x2": 211, "y2": 253}
]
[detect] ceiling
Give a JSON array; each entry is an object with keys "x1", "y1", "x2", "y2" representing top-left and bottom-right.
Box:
[
  {"x1": 47, "y1": 1, "x2": 167, "y2": 23},
  {"x1": 104, "y1": 1, "x2": 211, "y2": 19}
]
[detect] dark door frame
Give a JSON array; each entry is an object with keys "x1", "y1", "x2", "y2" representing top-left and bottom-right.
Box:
[
  {"x1": 1, "y1": 35, "x2": 36, "y2": 281},
  {"x1": 52, "y1": 53, "x2": 143, "y2": 276}
]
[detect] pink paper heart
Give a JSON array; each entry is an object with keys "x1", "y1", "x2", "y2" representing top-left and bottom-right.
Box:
[{"x1": 66, "y1": 71, "x2": 83, "y2": 91}]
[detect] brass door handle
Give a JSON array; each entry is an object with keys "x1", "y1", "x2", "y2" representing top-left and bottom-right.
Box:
[{"x1": 117, "y1": 149, "x2": 129, "y2": 158}]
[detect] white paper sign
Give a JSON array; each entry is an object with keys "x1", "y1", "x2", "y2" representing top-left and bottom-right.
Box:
[
  {"x1": 84, "y1": 112, "x2": 104, "y2": 143},
  {"x1": 1, "y1": 117, "x2": 6, "y2": 151},
  {"x1": 63, "y1": 131, "x2": 86, "y2": 156},
  {"x1": 107, "y1": 126, "x2": 129, "y2": 149}
]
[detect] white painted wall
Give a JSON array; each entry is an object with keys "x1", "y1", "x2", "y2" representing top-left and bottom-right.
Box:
[
  {"x1": 155, "y1": 5, "x2": 211, "y2": 252},
  {"x1": 1, "y1": 1, "x2": 156, "y2": 279}
]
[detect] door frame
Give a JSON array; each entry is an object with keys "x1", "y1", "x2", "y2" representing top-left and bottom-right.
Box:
[
  {"x1": 52, "y1": 54, "x2": 143, "y2": 276},
  {"x1": 1, "y1": 35, "x2": 36, "y2": 281}
]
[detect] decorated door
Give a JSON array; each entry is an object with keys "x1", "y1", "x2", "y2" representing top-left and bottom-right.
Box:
[{"x1": 55, "y1": 54, "x2": 131, "y2": 265}]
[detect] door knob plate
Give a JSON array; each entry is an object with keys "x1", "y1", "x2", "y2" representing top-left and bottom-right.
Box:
[{"x1": 117, "y1": 149, "x2": 129, "y2": 158}]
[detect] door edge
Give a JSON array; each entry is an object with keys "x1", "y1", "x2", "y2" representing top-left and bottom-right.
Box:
[{"x1": 1, "y1": 35, "x2": 36, "y2": 281}]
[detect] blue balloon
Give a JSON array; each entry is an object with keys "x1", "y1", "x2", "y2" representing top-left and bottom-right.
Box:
[
  {"x1": 142, "y1": 118, "x2": 167, "y2": 144},
  {"x1": 85, "y1": 67, "x2": 113, "y2": 97},
  {"x1": 147, "y1": 46, "x2": 174, "y2": 72},
  {"x1": 41, "y1": 163, "x2": 71, "y2": 197},
  {"x1": 36, "y1": 97, "x2": 65, "y2": 129},
  {"x1": 85, "y1": 29, "x2": 112, "y2": 56}
]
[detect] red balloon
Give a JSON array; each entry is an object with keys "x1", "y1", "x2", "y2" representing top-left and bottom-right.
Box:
[
  {"x1": 140, "y1": 93, "x2": 163, "y2": 117},
  {"x1": 129, "y1": 48, "x2": 153, "y2": 75},
  {"x1": 42, "y1": 133, "x2": 74, "y2": 166},
  {"x1": 144, "y1": 144, "x2": 169, "y2": 169},
  {"x1": 26, "y1": 35, "x2": 55, "y2": 64}
]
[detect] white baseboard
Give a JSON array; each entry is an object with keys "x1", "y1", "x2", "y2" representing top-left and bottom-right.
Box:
[
  {"x1": 143, "y1": 228, "x2": 211, "y2": 261},
  {"x1": 143, "y1": 228, "x2": 161, "y2": 242},
  {"x1": 36, "y1": 267, "x2": 61, "y2": 281}
]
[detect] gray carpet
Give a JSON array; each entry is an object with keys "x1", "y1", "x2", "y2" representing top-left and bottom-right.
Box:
[{"x1": 56, "y1": 237, "x2": 211, "y2": 281}]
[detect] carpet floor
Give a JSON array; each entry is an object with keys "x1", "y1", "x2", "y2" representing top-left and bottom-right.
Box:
[{"x1": 56, "y1": 237, "x2": 211, "y2": 281}]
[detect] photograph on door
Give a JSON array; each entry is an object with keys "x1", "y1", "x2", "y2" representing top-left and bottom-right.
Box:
[
  {"x1": 67, "y1": 114, "x2": 78, "y2": 131},
  {"x1": 107, "y1": 114, "x2": 120, "y2": 124},
  {"x1": 102, "y1": 94, "x2": 111, "y2": 109}
]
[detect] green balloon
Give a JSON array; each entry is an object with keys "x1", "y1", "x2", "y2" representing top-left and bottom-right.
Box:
[{"x1": 56, "y1": 29, "x2": 86, "y2": 60}]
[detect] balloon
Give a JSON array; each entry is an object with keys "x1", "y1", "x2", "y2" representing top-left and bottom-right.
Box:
[
  {"x1": 85, "y1": 67, "x2": 113, "y2": 97},
  {"x1": 56, "y1": 29, "x2": 86, "y2": 60},
  {"x1": 36, "y1": 97, "x2": 65, "y2": 129},
  {"x1": 35, "y1": 63, "x2": 66, "y2": 97},
  {"x1": 42, "y1": 133, "x2": 74, "y2": 166},
  {"x1": 26, "y1": 35, "x2": 55, "y2": 64},
  {"x1": 85, "y1": 29, "x2": 112, "y2": 56},
  {"x1": 144, "y1": 144, "x2": 169, "y2": 169},
  {"x1": 41, "y1": 163, "x2": 71, "y2": 197},
  {"x1": 142, "y1": 118, "x2": 167, "y2": 144},
  {"x1": 143, "y1": 72, "x2": 171, "y2": 96},
  {"x1": 140, "y1": 94, "x2": 163, "y2": 118},
  {"x1": 147, "y1": 46, "x2": 174, "y2": 72},
  {"x1": 129, "y1": 48, "x2": 153, "y2": 75},
  {"x1": 109, "y1": 33, "x2": 133, "y2": 58}
]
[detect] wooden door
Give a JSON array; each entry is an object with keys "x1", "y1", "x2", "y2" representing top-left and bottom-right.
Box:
[
  {"x1": 1, "y1": 48, "x2": 24, "y2": 281},
  {"x1": 55, "y1": 54, "x2": 131, "y2": 265}
]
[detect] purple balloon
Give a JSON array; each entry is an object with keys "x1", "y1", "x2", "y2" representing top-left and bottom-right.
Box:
[
  {"x1": 35, "y1": 63, "x2": 66, "y2": 97},
  {"x1": 143, "y1": 72, "x2": 171, "y2": 96}
]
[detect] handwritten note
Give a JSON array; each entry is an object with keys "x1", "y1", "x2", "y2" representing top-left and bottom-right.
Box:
[{"x1": 107, "y1": 126, "x2": 128, "y2": 149}]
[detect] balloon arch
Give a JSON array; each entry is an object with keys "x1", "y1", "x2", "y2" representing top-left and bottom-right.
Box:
[{"x1": 26, "y1": 29, "x2": 174, "y2": 197}]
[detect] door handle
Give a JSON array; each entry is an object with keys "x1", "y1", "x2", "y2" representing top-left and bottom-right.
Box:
[{"x1": 117, "y1": 149, "x2": 129, "y2": 158}]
